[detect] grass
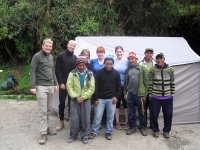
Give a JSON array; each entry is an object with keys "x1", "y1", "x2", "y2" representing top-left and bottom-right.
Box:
[{"x1": 0, "y1": 64, "x2": 31, "y2": 95}]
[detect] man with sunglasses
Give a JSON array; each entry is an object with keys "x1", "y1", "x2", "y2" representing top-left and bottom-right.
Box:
[
  {"x1": 124, "y1": 52, "x2": 149, "y2": 136},
  {"x1": 139, "y1": 48, "x2": 155, "y2": 129}
]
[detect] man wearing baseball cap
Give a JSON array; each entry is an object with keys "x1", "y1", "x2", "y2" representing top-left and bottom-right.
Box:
[
  {"x1": 124, "y1": 52, "x2": 149, "y2": 136},
  {"x1": 149, "y1": 52, "x2": 175, "y2": 138},
  {"x1": 139, "y1": 48, "x2": 155, "y2": 129},
  {"x1": 66, "y1": 56, "x2": 95, "y2": 144}
]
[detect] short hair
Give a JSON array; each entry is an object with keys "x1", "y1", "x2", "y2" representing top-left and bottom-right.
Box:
[
  {"x1": 80, "y1": 49, "x2": 90, "y2": 59},
  {"x1": 68, "y1": 40, "x2": 76, "y2": 45},
  {"x1": 96, "y1": 46, "x2": 105, "y2": 53},
  {"x1": 115, "y1": 46, "x2": 124, "y2": 52},
  {"x1": 43, "y1": 38, "x2": 53, "y2": 45}
]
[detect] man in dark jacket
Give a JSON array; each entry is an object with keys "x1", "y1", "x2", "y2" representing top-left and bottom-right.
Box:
[
  {"x1": 89, "y1": 54, "x2": 121, "y2": 140},
  {"x1": 55, "y1": 40, "x2": 77, "y2": 131}
]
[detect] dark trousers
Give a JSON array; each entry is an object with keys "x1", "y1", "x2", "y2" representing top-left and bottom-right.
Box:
[
  {"x1": 145, "y1": 96, "x2": 152, "y2": 127},
  {"x1": 58, "y1": 88, "x2": 71, "y2": 120},
  {"x1": 126, "y1": 92, "x2": 146, "y2": 128},
  {"x1": 150, "y1": 97, "x2": 173, "y2": 133}
]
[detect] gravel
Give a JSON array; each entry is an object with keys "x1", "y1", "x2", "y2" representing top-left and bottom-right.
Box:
[{"x1": 0, "y1": 100, "x2": 199, "y2": 150}]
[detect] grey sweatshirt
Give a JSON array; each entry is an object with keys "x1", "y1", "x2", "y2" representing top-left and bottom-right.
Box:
[{"x1": 30, "y1": 50, "x2": 57, "y2": 89}]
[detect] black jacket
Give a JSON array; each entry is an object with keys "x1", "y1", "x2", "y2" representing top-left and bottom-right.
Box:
[{"x1": 55, "y1": 49, "x2": 77, "y2": 85}]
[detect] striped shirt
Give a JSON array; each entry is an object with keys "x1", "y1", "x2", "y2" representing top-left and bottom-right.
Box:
[{"x1": 148, "y1": 63, "x2": 175, "y2": 98}]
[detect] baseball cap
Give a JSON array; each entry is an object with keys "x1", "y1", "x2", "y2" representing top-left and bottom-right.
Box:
[
  {"x1": 145, "y1": 48, "x2": 154, "y2": 53},
  {"x1": 127, "y1": 52, "x2": 138, "y2": 59},
  {"x1": 155, "y1": 52, "x2": 164, "y2": 59}
]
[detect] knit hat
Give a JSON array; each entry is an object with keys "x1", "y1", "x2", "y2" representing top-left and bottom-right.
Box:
[
  {"x1": 104, "y1": 54, "x2": 114, "y2": 64},
  {"x1": 155, "y1": 52, "x2": 164, "y2": 59},
  {"x1": 76, "y1": 56, "x2": 87, "y2": 65},
  {"x1": 127, "y1": 52, "x2": 138, "y2": 59}
]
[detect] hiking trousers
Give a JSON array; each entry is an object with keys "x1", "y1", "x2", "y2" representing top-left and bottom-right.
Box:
[{"x1": 36, "y1": 86, "x2": 54, "y2": 135}]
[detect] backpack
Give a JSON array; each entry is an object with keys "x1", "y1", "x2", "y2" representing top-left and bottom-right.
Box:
[{"x1": 0, "y1": 74, "x2": 18, "y2": 90}]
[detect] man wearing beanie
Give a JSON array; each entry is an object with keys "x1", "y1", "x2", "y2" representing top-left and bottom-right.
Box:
[
  {"x1": 67, "y1": 56, "x2": 95, "y2": 144},
  {"x1": 55, "y1": 40, "x2": 77, "y2": 131},
  {"x1": 124, "y1": 52, "x2": 149, "y2": 136},
  {"x1": 89, "y1": 54, "x2": 121, "y2": 140}
]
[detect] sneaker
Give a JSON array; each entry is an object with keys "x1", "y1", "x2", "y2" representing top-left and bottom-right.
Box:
[
  {"x1": 116, "y1": 122, "x2": 122, "y2": 130},
  {"x1": 124, "y1": 122, "x2": 129, "y2": 130},
  {"x1": 105, "y1": 133, "x2": 112, "y2": 140},
  {"x1": 82, "y1": 138, "x2": 89, "y2": 144},
  {"x1": 38, "y1": 134, "x2": 47, "y2": 144},
  {"x1": 126, "y1": 127, "x2": 137, "y2": 135},
  {"x1": 89, "y1": 133, "x2": 97, "y2": 139},
  {"x1": 68, "y1": 137, "x2": 74, "y2": 143},
  {"x1": 141, "y1": 128, "x2": 147, "y2": 136},
  {"x1": 47, "y1": 128, "x2": 57, "y2": 135},
  {"x1": 153, "y1": 132, "x2": 159, "y2": 138},
  {"x1": 163, "y1": 132, "x2": 170, "y2": 138}
]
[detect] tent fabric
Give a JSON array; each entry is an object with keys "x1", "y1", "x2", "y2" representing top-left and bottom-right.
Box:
[
  {"x1": 75, "y1": 36, "x2": 200, "y2": 65},
  {"x1": 52, "y1": 36, "x2": 200, "y2": 124}
]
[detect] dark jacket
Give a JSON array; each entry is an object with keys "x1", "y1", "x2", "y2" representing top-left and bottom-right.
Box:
[{"x1": 55, "y1": 49, "x2": 77, "y2": 85}]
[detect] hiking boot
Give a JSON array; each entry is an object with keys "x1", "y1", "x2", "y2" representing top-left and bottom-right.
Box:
[
  {"x1": 153, "y1": 132, "x2": 159, "y2": 138},
  {"x1": 126, "y1": 127, "x2": 137, "y2": 135},
  {"x1": 82, "y1": 138, "x2": 89, "y2": 144},
  {"x1": 89, "y1": 133, "x2": 97, "y2": 139},
  {"x1": 163, "y1": 132, "x2": 170, "y2": 138},
  {"x1": 116, "y1": 122, "x2": 122, "y2": 130},
  {"x1": 47, "y1": 128, "x2": 57, "y2": 135},
  {"x1": 141, "y1": 128, "x2": 147, "y2": 136},
  {"x1": 105, "y1": 133, "x2": 112, "y2": 140},
  {"x1": 38, "y1": 134, "x2": 47, "y2": 144},
  {"x1": 124, "y1": 122, "x2": 129, "y2": 130},
  {"x1": 68, "y1": 137, "x2": 74, "y2": 143},
  {"x1": 56, "y1": 120, "x2": 64, "y2": 131}
]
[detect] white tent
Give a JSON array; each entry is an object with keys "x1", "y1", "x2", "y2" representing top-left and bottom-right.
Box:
[{"x1": 53, "y1": 36, "x2": 200, "y2": 125}]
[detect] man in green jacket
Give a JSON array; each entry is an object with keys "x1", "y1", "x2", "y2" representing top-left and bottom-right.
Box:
[
  {"x1": 67, "y1": 56, "x2": 95, "y2": 144},
  {"x1": 124, "y1": 52, "x2": 149, "y2": 136},
  {"x1": 30, "y1": 38, "x2": 58, "y2": 144}
]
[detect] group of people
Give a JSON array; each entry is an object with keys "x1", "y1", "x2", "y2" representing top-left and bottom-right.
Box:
[{"x1": 30, "y1": 38, "x2": 175, "y2": 145}]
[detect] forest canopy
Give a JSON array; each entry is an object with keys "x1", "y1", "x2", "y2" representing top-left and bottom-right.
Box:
[{"x1": 0, "y1": 0, "x2": 200, "y2": 64}]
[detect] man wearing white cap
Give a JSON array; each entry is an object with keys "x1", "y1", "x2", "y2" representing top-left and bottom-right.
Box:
[
  {"x1": 139, "y1": 48, "x2": 155, "y2": 129},
  {"x1": 124, "y1": 52, "x2": 149, "y2": 136},
  {"x1": 67, "y1": 56, "x2": 95, "y2": 144}
]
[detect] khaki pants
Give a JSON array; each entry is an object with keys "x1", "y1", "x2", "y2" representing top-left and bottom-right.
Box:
[{"x1": 36, "y1": 86, "x2": 54, "y2": 134}]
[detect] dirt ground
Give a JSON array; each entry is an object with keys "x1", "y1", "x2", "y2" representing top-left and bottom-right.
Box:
[{"x1": 0, "y1": 100, "x2": 200, "y2": 150}]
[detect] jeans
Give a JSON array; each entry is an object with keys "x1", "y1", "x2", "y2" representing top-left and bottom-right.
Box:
[
  {"x1": 150, "y1": 97, "x2": 173, "y2": 133},
  {"x1": 92, "y1": 98, "x2": 116, "y2": 134},
  {"x1": 126, "y1": 92, "x2": 147, "y2": 129}
]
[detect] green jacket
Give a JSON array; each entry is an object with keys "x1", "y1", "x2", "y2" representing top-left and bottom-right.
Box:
[
  {"x1": 66, "y1": 68, "x2": 95, "y2": 100},
  {"x1": 124, "y1": 64, "x2": 149, "y2": 97}
]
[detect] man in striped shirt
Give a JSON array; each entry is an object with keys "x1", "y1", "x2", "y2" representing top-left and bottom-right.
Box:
[{"x1": 149, "y1": 52, "x2": 175, "y2": 138}]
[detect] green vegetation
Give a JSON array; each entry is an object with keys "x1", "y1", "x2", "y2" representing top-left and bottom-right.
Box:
[
  {"x1": 0, "y1": 64, "x2": 31, "y2": 95},
  {"x1": 0, "y1": 0, "x2": 200, "y2": 96}
]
